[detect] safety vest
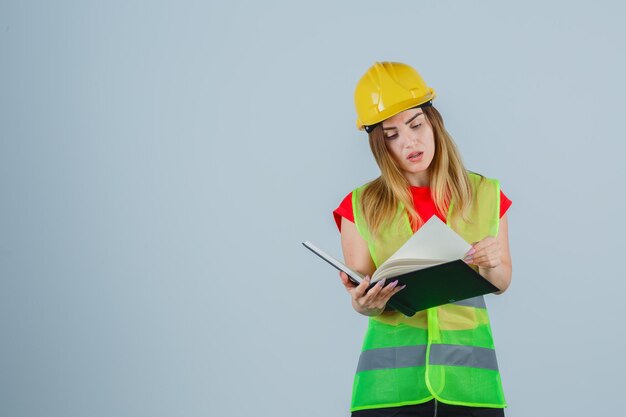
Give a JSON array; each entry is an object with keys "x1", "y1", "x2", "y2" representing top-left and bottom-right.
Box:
[{"x1": 350, "y1": 172, "x2": 506, "y2": 412}]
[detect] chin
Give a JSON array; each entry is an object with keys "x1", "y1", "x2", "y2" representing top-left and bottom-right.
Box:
[
  {"x1": 403, "y1": 162, "x2": 431, "y2": 173},
  {"x1": 402, "y1": 167, "x2": 429, "y2": 176}
]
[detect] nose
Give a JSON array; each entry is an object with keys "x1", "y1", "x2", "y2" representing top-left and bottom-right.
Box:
[{"x1": 403, "y1": 125, "x2": 420, "y2": 147}]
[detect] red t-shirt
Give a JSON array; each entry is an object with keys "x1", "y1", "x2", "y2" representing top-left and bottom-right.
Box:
[{"x1": 333, "y1": 185, "x2": 512, "y2": 233}]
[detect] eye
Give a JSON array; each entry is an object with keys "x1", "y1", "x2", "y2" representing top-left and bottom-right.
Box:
[
  {"x1": 411, "y1": 123, "x2": 422, "y2": 130},
  {"x1": 384, "y1": 133, "x2": 398, "y2": 140}
]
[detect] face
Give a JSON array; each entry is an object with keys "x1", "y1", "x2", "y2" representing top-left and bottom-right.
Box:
[{"x1": 381, "y1": 107, "x2": 435, "y2": 186}]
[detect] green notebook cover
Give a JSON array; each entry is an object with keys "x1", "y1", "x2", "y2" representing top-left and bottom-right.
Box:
[
  {"x1": 371, "y1": 259, "x2": 500, "y2": 316},
  {"x1": 302, "y1": 240, "x2": 499, "y2": 317}
]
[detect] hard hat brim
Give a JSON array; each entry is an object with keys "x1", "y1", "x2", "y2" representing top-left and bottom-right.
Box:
[{"x1": 359, "y1": 96, "x2": 435, "y2": 133}]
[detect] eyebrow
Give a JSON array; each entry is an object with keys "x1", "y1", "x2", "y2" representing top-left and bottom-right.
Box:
[{"x1": 383, "y1": 112, "x2": 423, "y2": 130}]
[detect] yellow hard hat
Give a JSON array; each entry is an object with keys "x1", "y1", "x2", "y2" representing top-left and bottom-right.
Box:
[{"x1": 354, "y1": 62, "x2": 436, "y2": 132}]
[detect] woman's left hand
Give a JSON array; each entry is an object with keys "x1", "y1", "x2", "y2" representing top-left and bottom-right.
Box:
[{"x1": 463, "y1": 236, "x2": 501, "y2": 269}]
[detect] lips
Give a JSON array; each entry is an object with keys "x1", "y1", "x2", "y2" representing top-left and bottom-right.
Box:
[{"x1": 407, "y1": 151, "x2": 423, "y2": 160}]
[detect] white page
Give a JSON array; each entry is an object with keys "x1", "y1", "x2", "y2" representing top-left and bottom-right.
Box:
[{"x1": 384, "y1": 216, "x2": 472, "y2": 263}]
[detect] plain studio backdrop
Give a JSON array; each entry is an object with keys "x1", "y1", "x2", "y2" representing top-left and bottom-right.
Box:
[{"x1": 1, "y1": 1, "x2": 625, "y2": 416}]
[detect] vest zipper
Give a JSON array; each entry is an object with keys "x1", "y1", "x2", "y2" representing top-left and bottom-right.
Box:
[{"x1": 433, "y1": 398, "x2": 438, "y2": 417}]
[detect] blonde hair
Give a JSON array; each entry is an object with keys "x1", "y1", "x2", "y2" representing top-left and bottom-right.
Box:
[{"x1": 360, "y1": 105, "x2": 476, "y2": 237}]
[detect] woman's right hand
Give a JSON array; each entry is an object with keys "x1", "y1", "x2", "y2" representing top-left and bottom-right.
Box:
[{"x1": 339, "y1": 271, "x2": 406, "y2": 316}]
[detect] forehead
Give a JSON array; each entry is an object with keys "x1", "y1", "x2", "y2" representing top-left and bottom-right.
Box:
[{"x1": 381, "y1": 107, "x2": 423, "y2": 128}]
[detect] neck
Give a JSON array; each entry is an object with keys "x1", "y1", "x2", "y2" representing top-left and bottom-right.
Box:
[{"x1": 404, "y1": 171, "x2": 430, "y2": 187}]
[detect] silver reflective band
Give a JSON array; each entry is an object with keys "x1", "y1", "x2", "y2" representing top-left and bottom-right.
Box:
[
  {"x1": 429, "y1": 344, "x2": 499, "y2": 371},
  {"x1": 356, "y1": 345, "x2": 427, "y2": 372},
  {"x1": 451, "y1": 295, "x2": 486, "y2": 309}
]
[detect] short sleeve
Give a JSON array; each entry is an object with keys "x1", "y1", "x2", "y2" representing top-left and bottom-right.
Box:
[
  {"x1": 333, "y1": 192, "x2": 354, "y2": 232},
  {"x1": 500, "y1": 189, "x2": 512, "y2": 218}
]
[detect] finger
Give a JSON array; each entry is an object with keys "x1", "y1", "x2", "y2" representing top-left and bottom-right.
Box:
[
  {"x1": 391, "y1": 284, "x2": 407, "y2": 298},
  {"x1": 465, "y1": 242, "x2": 497, "y2": 262},
  {"x1": 473, "y1": 252, "x2": 501, "y2": 268},
  {"x1": 339, "y1": 271, "x2": 357, "y2": 289},
  {"x1": 480, "y1": 250, "x2": 502, "y2": 268},
  {"x1": 472, "y1": 237, "x2": 496, "y2": 253},
  {"x1": 376, "y1": 280, "x2": 405, "y2": 303},
  {"x1": 465, "y1": 239, "x2": 493, "y2": 257},
  {"x1": 378, "y1": 279, "x2": 400, "y2": 298},
  {"x1": 464, "y1": 245, "x2": 477, "y2": 258},
  {"x1": 468, "y1": 240, "x2": 486, "y2": 256},
  {"x1": 469, "y1": 251, "x2": 486, "y2": 264},
  {"x1": 360, "y1": 278, "x2": 385, "y2": 304},
  {"x1": 353, "y1": 275, "x2": 371, "y2": 298},
  {"x1": 463, "y1": 249, "x2": 480, "y2": 261},
  {"x1": 472, "y1": 246, "x2": 500, "y2": 265},
  {"x1": 465, "y1": 249, "x2": 495, "y2": 264},
  {"x1": 465, "y1": 240, "x2": 480, "y2": 257},
  {"x1": 380, "y1": 283, "x2": 406, "y2": 303}
]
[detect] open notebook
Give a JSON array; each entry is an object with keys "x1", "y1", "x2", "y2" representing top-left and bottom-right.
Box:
[{"x1": 303, "y1": 216, "x2": 500, "y2": 316}]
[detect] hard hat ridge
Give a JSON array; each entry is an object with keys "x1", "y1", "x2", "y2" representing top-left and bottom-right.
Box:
[{"x1": 354, "y1": 62, "x2": 436, "y2": 133}]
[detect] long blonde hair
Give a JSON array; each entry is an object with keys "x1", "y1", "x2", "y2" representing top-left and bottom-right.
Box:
[{"x1": 360, "y1": 105, "x2": 476, "y2": 237}]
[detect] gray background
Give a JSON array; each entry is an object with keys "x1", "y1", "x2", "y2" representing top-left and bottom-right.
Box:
[{"x1": 1, "y1": 1, "x2": 625, "y2": 416}]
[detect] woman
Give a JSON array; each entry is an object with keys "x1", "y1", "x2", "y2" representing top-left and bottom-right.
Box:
[{"x1": 333, "y1": 62, "x2": 512, "y2": 417}]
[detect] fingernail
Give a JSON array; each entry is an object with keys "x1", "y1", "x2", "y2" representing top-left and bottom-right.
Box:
[
  {"x1": 389, "y1": 280, "x2": 399, "y2": 288},
  {"x1": 467, "y1": 248, "x2": 476, "y2": 256},
  {"x1": 399, "y1": 285, "x2": 407, "y2": 290},
  {"x1": 464, "y1": 256, "x2": 473, "y2": 261},
  {"x1": 377, "y1": 279, "x2": 386, "y2": 287}
]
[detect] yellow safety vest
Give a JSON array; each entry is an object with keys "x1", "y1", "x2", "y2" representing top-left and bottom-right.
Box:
[{"x1": 350, "y1": 172, "x2": 506, "y2": 412}]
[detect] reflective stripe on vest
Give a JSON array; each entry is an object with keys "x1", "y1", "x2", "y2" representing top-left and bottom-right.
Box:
[
  {"x1": 357, "y1": 345, "x2": 427, "y2": 372},
  {"x1": 350, "y1": 172, "x2": 506, "y2": 412},
  {"x1": 429, "y1": 344, "x2": 499, "y2": 371},
  {"x1": 451, "y1": 295, "x2": 486, "y2": 309},
  {"x1": 356, "y1": 343, "x2": 499, "y2": 373}
]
